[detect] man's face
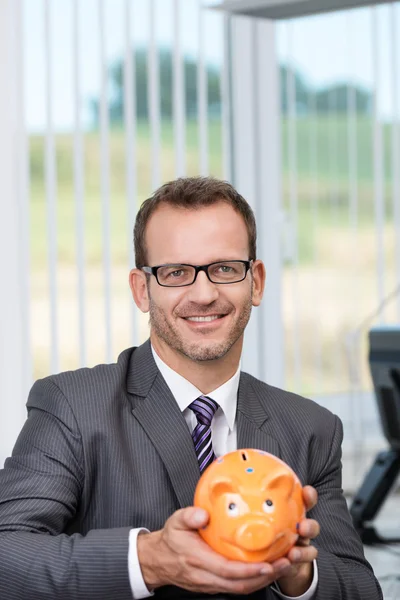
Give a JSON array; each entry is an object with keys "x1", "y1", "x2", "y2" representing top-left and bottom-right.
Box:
[{"x1": 133, "y1": 202, "x2": 265, "y2": 363}]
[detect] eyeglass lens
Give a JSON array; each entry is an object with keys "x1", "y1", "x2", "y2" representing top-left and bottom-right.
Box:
[{"x1": 157, "y1": 261, "x2": 247, "y2": 286}]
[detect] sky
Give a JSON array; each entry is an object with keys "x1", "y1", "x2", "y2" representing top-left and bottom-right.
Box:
[{"x1": 23, "y1": 0, "x2": 400, "y2": 131}]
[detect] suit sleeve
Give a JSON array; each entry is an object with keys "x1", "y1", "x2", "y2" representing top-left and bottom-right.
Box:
[
  {"x1": 309, "y1": 414, "x2": 383, "y2": 600},
  {"x1": 0, "y1": 378, "x2": 133, "y2": 600}
]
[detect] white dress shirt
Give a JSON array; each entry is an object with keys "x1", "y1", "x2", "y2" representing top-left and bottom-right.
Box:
[{"x1": 128, "y1": 347, "x2": 318, "y2": 599}]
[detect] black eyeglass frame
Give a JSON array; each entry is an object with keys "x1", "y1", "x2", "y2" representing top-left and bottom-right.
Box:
[{"x1": 142, "y1": 260, "x2": 253, "y2": 287}]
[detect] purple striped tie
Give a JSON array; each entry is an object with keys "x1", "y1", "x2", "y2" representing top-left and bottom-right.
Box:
[{"x1": 189, "y1": 396, "x2": 219, "y2": 474}]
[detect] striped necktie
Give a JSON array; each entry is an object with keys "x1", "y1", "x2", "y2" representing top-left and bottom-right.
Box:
[{"x1": 189, "y1": 396, "x2": 219, "y2": 474}]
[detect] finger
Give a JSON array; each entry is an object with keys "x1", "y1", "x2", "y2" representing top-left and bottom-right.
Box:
[
  {"x1": 188, "y1": 549, "x2": 276, "y2": 581},
  {"x1": 302, "y1": 485, "x2": 318, "y2": 511},
  {"x1": 167, "y1": 510, "x2": 275, "y2": 581},
  {"x1": 287, "y1": 545, "x2": 318, "y2": 564},
  {"x1": 270, "y1": 557, "x2": 293, "y2": 577},
  {"x1": 190, "y1": 568, "x2": 278, "y2": 596},
  {"x1": 172, "y1": 507, "x2": 209, "y2": 531},
  {"x1": 221, "y1": 572, "x2": 278, "y2": 595},
  {"x1": 297, "y1": 518, "x2": 320, "y2": 540},
  {"x1": 271, "y1": 557, "x2": 292, "y2": 571},
  {"x1": 277, "y1": 565, "x2": 298, "y2": 579}
]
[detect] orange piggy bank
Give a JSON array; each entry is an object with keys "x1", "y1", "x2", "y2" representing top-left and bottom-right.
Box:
[{"x1": 194, "y1": 449, "x2": 305, "y2": 563}]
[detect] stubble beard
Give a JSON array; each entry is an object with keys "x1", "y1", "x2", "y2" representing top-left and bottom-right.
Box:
[{"x1": 148, "y1": 291, "x2": 253, "y2": 362}]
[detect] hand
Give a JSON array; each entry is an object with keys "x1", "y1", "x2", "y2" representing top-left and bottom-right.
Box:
[
  {"x1": 137, "y1": 506, "x2": 295, "y2": 595},
  {"x1": 276, "y1": 486, "x2": 320, "y2": 597}
]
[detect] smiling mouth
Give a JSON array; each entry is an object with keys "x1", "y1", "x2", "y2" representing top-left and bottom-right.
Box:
[{"x1": 184, "y1": 315, "x2": 224, "y2": 323}]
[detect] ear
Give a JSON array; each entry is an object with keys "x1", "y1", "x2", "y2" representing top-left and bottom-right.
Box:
[
  {"x1": 263, "y1": 473, "x2": 294, "y2": 501},
  {"x1": 129, "y1": 268, "x2": 150, "y2": 313},
  {"x1": 209, "y1": 477, "x2": 238, "y2": 502},
  {"x1": 251, "y1": 260, "x2": 266, "y2": 307}
]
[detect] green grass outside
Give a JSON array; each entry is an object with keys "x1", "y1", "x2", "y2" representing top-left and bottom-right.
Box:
[
  {"x1": 29, "y1": 116, "x2": 397, "y2": 269},
  {"x1": 281, "y1": 115, "x2": 394, "y2": 184},
  {"x1": 29, "y1": 119, "x2": 224, "y2": 268}
]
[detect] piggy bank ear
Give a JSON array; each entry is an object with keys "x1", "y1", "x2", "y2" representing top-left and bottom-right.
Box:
[
  {"x1": 263, "y1": 473, "x2": 294, "y2": 500},
  {"x1": 209, "y1": 477, "x2": 238, "y2": 502}
]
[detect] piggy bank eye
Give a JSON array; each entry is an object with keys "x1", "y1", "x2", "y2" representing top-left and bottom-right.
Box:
[
  {"x1": 227, "y1": 502, "x2": 239, "y2": 517},
  {"x1": 263, "y1": 499, "x2": 274, "y2": 514}
]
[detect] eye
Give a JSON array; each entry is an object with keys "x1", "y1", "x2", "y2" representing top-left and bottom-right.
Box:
[
  {"x1": 263, "y1": 499, "x2": 274, "y2": 514},
  {"x1": 227, "y1": 502, "x2": 239, "y2": 517},
  {"x1": 169, "y1": 269, "x2": 185, "y2": 278},
  {"x1": 219, "y1": 265, "x2": 234, "y2": 273}
]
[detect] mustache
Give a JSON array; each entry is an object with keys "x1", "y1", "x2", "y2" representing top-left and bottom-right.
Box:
[{"x1": 176, "y1": 303, "x2": 233, "y2": 318}]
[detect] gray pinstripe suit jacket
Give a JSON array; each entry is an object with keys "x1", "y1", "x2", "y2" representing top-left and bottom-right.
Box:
[{"x1": 0, "y1": 340, "x2": 382, "y2": 599}]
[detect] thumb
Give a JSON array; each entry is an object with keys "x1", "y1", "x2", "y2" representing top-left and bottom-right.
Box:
[{"x1": 174, "y1": 506, "x2": 209, "y2": 531}]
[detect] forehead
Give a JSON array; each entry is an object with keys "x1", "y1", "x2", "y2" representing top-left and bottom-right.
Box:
[{"x1": 145, "y1": 202, "x2": 249, "y2": 265}]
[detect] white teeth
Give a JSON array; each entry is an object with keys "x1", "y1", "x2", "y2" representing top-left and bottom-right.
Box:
[{"x1": 186, "y1": 315, "x2": 220, "y2": 322}]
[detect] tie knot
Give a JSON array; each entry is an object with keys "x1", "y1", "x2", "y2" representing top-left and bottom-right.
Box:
[{"x1": 189, "y1": 396, "x2": 219, "y2": 427}]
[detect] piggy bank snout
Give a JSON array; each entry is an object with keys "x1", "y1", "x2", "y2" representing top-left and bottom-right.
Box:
[{"x1": 235, "y1": 520, "x2": 275, "y2": 551}]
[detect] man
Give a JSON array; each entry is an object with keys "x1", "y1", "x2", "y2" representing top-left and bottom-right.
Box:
[{"x1": 0, "y1": 177, "x2": 382, "y2": 599}]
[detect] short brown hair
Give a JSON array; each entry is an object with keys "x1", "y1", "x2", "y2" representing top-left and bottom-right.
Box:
[{"x1": 134, "y1": 176, "x2": 257, "y2": 268}]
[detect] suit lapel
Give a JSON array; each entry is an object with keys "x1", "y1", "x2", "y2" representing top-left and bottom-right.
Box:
[
  {"x1": 126, "y1": 341, "x2": 200, "y2": 508},
  {"x1": 125, "y1": 343, "x2": 282, "y2": 507},
  {"x1": 236, "y1": 373, "x2": 281, "y2": 458}
]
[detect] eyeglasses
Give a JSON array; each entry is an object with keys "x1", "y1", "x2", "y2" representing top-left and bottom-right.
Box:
[{"x1": 142, "y1": 260, "x2": 252, "y2": 287}]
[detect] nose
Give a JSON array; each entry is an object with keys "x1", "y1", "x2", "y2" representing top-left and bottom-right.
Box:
[
  {"x1": 235, "y1": 521, "x2": 275, "y2": 552},
  {"x1": 186, "y1": 270, "x2": 219, "y2": 305}
]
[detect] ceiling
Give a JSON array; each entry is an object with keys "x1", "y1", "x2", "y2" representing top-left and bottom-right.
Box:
[{"x1": 207, "y1": 0, "x2": 390, "y2": 20}]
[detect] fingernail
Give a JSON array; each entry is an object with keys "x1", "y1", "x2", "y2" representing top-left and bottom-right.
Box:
[
  {"x1": 192, "y1": 509, "x2": 207, "y2": 525},
  {"x1": 292, "y1": 550, "x2": 301, "y2": 561},
  {"x1": 260, "y1": 567, "x2": 270, "y2": 575}
]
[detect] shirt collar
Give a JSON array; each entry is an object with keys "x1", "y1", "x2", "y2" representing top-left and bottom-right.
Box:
[{"x1": 151, "y1": 344, "x2": 240, "y2": 431}]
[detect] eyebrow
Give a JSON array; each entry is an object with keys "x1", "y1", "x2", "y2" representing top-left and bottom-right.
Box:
[{"x1": 153, "y1": 258, "x2": 247, "y2": 265}]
